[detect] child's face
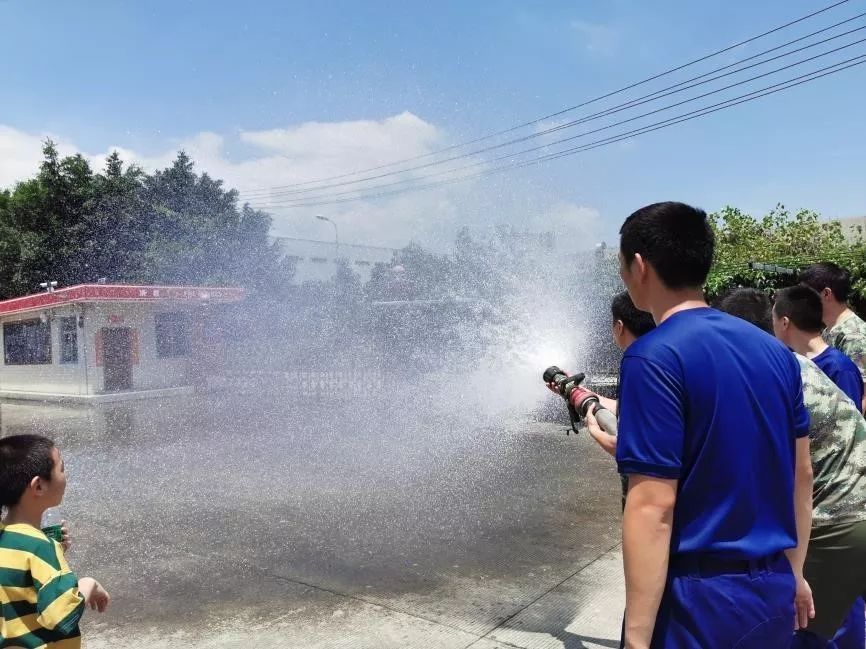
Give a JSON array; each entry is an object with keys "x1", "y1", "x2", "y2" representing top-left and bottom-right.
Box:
[{"x1": 43, "y1": 446, "x2": 67, "y2": 507}]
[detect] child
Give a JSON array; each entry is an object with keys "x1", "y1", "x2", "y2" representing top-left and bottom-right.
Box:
[{"x1": 0, "y1": 434, "x2": 109, "y2": 648}]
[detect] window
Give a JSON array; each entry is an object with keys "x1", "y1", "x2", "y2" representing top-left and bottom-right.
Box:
[
  {"x1": 4, "y1": 319, "x2": 52, "y2": 365},
  {"x1": 155, "y1": 312, "x2": 190, "y2": 358},
  {"x1": 311, "y1": 257, "x2": 327, "y2": 263},
  {"x1": 60, "y1": 317, "x2": 78, "y2": 363},
  {"x1": 355, "y1": 260, "x2": 371, "y2": 267}
]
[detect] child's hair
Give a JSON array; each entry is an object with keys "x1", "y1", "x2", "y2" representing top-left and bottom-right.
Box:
[
  {"x1": 611, "y1": 290, "x2": 656, "y2": 337},
  {"x1": 0, "y1": 434, "x2": 56, "y2": 508},
  {"x1": 774, "y1": 284, "x2": 825, "y2": 334},
  {"x1": 716, "y1": 288, "x2": 773, "y2": 334}
]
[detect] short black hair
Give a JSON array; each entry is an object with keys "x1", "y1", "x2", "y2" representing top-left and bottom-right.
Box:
[
  {"x1": 611, "y1": 291, "x2": 656, "y2": 337},
  {"x1": 774, "y1": 285, "x2": 825, "y2": 333},
  {"x1": 798, "y1": 262, "x2": 851, "y2": 303},
  {"x1": 716, "y1": 288, "x2": 773, "y2": 333},
  {"x1": 619, "y1": 202, "x2": 714, "y2": 290},
  {"x1": 0, "y1": 435, "x2": 55, "y2": 507}
]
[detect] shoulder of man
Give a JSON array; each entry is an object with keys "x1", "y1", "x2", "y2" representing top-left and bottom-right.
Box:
[
  {"x1": 797, "y1": 354, "x2": 861, "y2": 432},
  {"x1": 834, "y1": 316, "x2": 866, "y2": 374},
  {"x1": 0, "y1": 524, "x2": 61, "y2": 566},
  {"x1": 797, "y1": 354, "x2": 836, "y2": 393},
  {"x1": 833, "y1": 313, "x2": 866, "y2": 342}
]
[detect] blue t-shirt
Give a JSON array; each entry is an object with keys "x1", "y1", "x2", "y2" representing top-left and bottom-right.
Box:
[
  {"x1": 812, "y1": 346, "x2": 864, "y2": 407},
  {"x1": 616, "y1": 307, "x2": 809, "y2": 559}
]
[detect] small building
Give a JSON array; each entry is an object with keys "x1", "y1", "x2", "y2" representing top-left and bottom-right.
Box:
[
  {"x1": 832, "y1": 215, "x2": 866, "y2": 243},
  {"x1": 0, "y1": 284, "x2": 244, "y2": 402},
  {"x1": 272, "y1": 236, "x2": 398, "y2": 283}
]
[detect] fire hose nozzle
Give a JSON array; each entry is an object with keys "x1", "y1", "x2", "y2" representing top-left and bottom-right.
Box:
[{"x1": 542, "y1": 365, "x2": 618, "y2": 436}]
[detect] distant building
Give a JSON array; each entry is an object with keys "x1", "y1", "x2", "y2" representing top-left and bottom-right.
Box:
[
  {"x1": 492, "y1": 224, "x2": 556, "y2": 256},
  {"x1": 832, "y1": 215, "x2": 866, "y2": 243},
  {"x1": 0, "y1": 284, "x2": 244, "y2": 402},
  {"x1": 272, "y1": 236, "x2": 398, "y2": 283}
]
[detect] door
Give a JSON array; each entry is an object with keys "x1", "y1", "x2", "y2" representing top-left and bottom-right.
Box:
[{"x1": 102, "y1": 327, "x2": 133, "y2": 392}]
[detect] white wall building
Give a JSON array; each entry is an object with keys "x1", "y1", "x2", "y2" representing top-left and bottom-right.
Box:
[
  {"x1": 0, "y1": 284, "x2": 244, "y2": 402},
  {"x1": 272, "y1": 236, "x2": 397, "y2": 283},
  {"x1": 833, "y1": 215, "x2": 866, "y2": 243}
]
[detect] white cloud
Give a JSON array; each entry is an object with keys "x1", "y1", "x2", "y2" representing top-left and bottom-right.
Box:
[
  {"x1": 0, "y1": 126, "x2": 79, "y2": 187},
  {"x1": 0, "y1": 116, "x2": 602, "y2": 252},
  {"x1": 571, "y1": 20, "x2": 619, "y2": 56}
]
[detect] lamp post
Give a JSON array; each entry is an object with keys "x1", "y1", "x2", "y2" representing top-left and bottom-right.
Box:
[{"x1": 314, "y1": 214, "x2": 339, "y2": 259}]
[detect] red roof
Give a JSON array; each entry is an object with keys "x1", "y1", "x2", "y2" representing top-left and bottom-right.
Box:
[{"x1": 0, "y1": 284, "x2": 245, "y2": 317}]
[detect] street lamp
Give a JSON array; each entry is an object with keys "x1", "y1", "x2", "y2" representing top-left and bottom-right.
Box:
[{"x1": 314, "y1": 214, "x2": 339, "y2": 259}]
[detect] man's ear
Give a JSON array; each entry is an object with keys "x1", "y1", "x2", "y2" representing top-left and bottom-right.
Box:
[
  {"x1": 822, "y1": 288, "x2": 833, "y2": 301},
  {"x1": 781, "y1": 316, "x2": 792, "y2": 331},
  {"x1": 614, "y1": 320, "x2": 625, "y2": 337},
  {"x1": 632, "y1": 252, "x2": 645, "y2": 277},
  {"x1": 30, "y1": 475, "x2": 45, "y2": 496}
]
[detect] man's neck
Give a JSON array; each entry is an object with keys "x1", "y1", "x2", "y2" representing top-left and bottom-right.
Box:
[
  {"x1": 797, "y1": 333, "x2": 829, "y2": 358},
  {"x1": 823, "y1": 302, "x2": 853, "y2": 329},
  {"x1": 2, "y1": 504, "x2": 44, "y2": 529},
  {"x1": 651, "y1": 288, "x2": 708, "y2": 325}
]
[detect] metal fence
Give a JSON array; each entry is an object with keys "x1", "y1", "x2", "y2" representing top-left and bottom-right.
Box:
[{"x1": 205, "y1": 366, "x2": 392, "y2": 401}]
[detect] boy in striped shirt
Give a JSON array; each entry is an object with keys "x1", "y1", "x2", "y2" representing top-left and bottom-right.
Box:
[{"x1": 1, "y1": 435, "x2": 109, "y2": 648}]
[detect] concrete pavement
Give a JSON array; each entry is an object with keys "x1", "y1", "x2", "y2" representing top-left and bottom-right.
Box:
[{"x1": 0, "y1": 395, "x2": 626, "y2": 648}]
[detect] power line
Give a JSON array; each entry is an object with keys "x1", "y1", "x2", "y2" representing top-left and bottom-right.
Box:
[
  {"x1": 252, "y1": 39, "x2": 866, "y2": 206},
  {"x1": 249, "y1": 53, "x2": 866, "y2": 209},
  {"x1": 242, "y1": 14, "x2": 866, "y2": 201},
  {"x1": 238, "y1": 0, "x2": 853, "y2": 196},
  {"x1": 254, "y1": 56, "x2": 865, "y2": 209}
]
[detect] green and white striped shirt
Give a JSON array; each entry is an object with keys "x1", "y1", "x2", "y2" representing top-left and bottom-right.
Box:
[{"x1": 0, "y1": 523, "x2": 84, "y2": 649}]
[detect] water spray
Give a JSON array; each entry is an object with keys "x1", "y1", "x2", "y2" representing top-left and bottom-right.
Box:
[{"x1": 542, "y1": 366, "x2": 618, "y2": 435}]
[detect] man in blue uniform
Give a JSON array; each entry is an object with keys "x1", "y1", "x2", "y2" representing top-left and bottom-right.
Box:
[
  {"x1": 799, "y1": 262, "x2": 866, "y2": 413},
  {"x1": 773, "y1": 284, "x2": 864, "y2": 407},
  {"x1": 718, "y1": 287, "x2": 866, "y2": 649},
  {"x1": 615, "y1": 202, "x2": 814, "y2": 649}
]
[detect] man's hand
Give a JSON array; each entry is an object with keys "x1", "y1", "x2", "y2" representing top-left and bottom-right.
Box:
[
  {"x1": 78, "y1": 577, "x2": 110, "y2": 613},
  {"x1": 793, "y1": 575, "x2": 815, "y2": 630},
  {"x1": 60, "y1": 519, "x2": 71, "y2": 552},
  {"x1": 89, "y1": 582, "x2": 110, "y2": 613},
  {"x1": 586, "y1": 407, "x2": 617, "y2": 456}
]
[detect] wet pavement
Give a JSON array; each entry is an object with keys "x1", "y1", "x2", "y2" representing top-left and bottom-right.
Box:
[{"x1": 0, "y1": 390, "x2": 624, "y2": 648}]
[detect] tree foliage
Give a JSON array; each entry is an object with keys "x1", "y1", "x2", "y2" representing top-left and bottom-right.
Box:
[
  {"x1": 707, "y1": 204, "x2": 866, "y2": 310},
  {"x1": 0, "y1": 141, "x2": 290, "y2": 299}
]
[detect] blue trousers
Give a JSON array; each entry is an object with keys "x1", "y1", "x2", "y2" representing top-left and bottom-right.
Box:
[
  {"x1": 831, "y1": 598, "x2": 866, "y2": 649},
  {"x1": 793, "y1": 598, "x2": 866, "y2": 649},
  {"x1": 646, "y1": 553, "x2": 796, "y2": 649}
]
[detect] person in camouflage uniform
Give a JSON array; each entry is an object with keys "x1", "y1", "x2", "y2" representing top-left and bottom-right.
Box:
[
  {"x1": 772, "y1": 285, "x2": 863, "y2": 408},
  {"x1": 719, "y1": 288, "x2": 866, "y2": 648},
  {"x1": 795, "y1": 356, "x2": 866, "y2": 528},
  {"x1": 792, "y1": 354, "x2": 866, "y2": 648},
  {"x1": 800, "y1": 262, "x2": 866, "y2": 413}
]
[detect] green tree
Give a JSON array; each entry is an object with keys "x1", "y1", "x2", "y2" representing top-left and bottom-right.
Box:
[
  {"x1": 707, "y1": 205, "x2": 866, "y2": 309},
  {"x1": 0, "y1": 142, "x2": 291, "y2": 299}
]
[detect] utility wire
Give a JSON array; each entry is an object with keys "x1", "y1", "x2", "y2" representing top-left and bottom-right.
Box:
[
  {"x1": 249, "y1": 53, "x2": 866, "y2": 209},
  {"x1": 242, "y1": 14, "x2": 866, "y2": 201},
  {"x1": 251, "y1": 38, "x2": 866, "y2": 205},
  {"x1": 238, "y1": 0, "x2": 853, "y2": 196},
  {"x1": 252, "y1": 56, "x2": 866, "y2": 209}
]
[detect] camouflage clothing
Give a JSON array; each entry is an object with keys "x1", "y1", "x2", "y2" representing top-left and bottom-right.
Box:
[
  {"x1": 796, "y1": 353, "x2": 866, "y2": 526},
  {"x1": 823, "y1": 311, "x2": 866, "y2": 383}
]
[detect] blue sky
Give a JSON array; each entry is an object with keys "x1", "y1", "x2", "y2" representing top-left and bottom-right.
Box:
[{"x1": 1, "y1": 0, "x2": 864, "y2": 249}]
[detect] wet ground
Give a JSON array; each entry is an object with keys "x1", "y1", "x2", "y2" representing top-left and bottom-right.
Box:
[{"x1": 0, "y1": 389, "x2": 623, "y2": 648}]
